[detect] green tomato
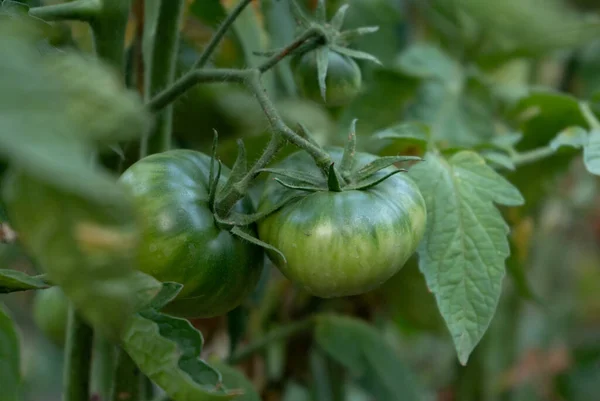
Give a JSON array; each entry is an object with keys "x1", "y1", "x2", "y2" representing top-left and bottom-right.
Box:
[
  {"x1": 33, "y1": 287, "x2": 69, "y2": 346},
  {"x1": 257, "y1": 148, "x2": 426, "y2": 298},
  {"x1": 293, "y1": 50, "x2": 362, "y2": 107},
  {"x1": 119, "y1": 150, "x2": 264, "y2": 318}
]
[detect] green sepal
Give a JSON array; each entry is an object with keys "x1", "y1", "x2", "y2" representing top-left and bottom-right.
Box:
[
  {"x1": 330, "y1": 44, "x2": 381, "y2": 65},
  {"x1": 327, "y1": 163, "x2": 343, "y2": 192},
  {"x1": 216, "y1": 192, "x2": 306, "y2": 226},
  {"x1": 259, "y1": 168, "x2": 321, "y2": 186},
  {"x1": 331, "y1": 4, "x2": 349, "y2": 31},
  {"x1": 290, "y1": 0, "x2": 311, "y2": 28},
  {"x1": 231, "y1": 226, "x2": 287, "y2": 265},
  {"x1": 275, "y1": 178, "x2": 323, "y2": 192},
  {"x1": 297, "y1": 123, "x2": 321, "y2": 147},
  {"x1": 347, "y1": 170, "x2": 406, "y2": 191},
  {"x1": 221, "y1": 139, "x2": 248, "y2": 196},
  {"x1": 316, "y1": 46, "x2": 329, "y2": 102},
  {"x1": 353, "y1": 156, "x2": 422, "y2": 182},
  {"x1": 315, "y1": 0, "x2": 326, "y2": 23},
  {"x1": 208, "y1": 130, "x2": 219, "y2": 199},
  {"x1": 340, "y1": 119, "x2": 357, "y2": 178},
  {"x1": 148, "y1": 282, "x2": 184, "y2": 310},
  {"x1": 208, "y1": 160, "x2": 222, "y2": 214},
  {"x1": 337, "y1": 26, "x2": 380, "y2": 43}
]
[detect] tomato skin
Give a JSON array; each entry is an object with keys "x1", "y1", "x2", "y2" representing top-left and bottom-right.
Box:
[
  {"x1": 33, "y1": 287, "x2": 69, "y2": 346},
  {"x1": 293, "y1": 50, "x2": 362, "y2": 107},
  {"x1": 257, "y1": 148, "x2": 426, "y2": 297},
  {"x1": 119, "y1": 150, "x2": 264, "y2": 318}
]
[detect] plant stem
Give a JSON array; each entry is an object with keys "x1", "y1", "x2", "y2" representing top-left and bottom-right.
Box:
[
  {"x1": 141, "y1": 0, "x2": 186, "y2": 156},
  {"x1": 111, "y1": 348, "x2": 142, "y2": 401},
  {"x1": 147, "y1": 69, "x2": 248, "y2": 113},
  {"x1": 63, "y1": 305, "x2": 94, "y2": 401},
  {"x1": 90, "y1": 0, "x2": 131, "y2": 74},
  {"x1": 194, "y1": 0, "x2": 254, "y2": 69},
  {"x1": 214, "y1": 72, "x2": 332, "y2": 214},
  {"x1": 90, "y1": 335, "x2": 117, "y2": 401},
  {"x1": 227, "y1": 318, "x2": 316, "y2": 365},
  {"x1": 257, "y1": 28, "x2": 322, "y2": 73},
  {"x1": 28, "y1": 0, "x2": 100, "y2": 22},
  {"x1": 511, "y1": 146, "x2": 555, "y2": 167}
]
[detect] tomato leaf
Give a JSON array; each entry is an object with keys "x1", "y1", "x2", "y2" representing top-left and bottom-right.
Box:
[
  {"x1": 121, "y1": 285, "x2": 239, "y2": 401},
  {"x1": 368, "y1": 122, "x2": 430, "y2": 157},
  {"x1": 210, "y1": 361, "x2": 261, "y2": 401},
  {"x1": 315, "y1": 315, "x2": 424, "y2": 401},
  {"x1": 409, "y1": 151, "x2": 524, "y2": 365},
  {"x1": 395, "y1": 44, "x2": 459, "y2": 82},
  {"x1": 480, "y1": 150, "x2": 515, "y2": 171},
  {"x1": 2, "y1": 170, "x2": 161, "y2": 339},
  {"x1": 0, "y1": 269, "x2": 49, "y2": 293},
  {"x1": 550, "y1": 126, "x2": 588, "y2": 151},
  {"x1": 0, "y1": 303, "x2": 21, "y2": 401},
  {"x1": 584, "y1": 129, "x2": 600, "y2": 175}
]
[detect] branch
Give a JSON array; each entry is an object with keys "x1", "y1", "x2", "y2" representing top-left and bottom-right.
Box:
[
  {"x1": 63, "y1": 306, "x2": 94, "y2": 401},
  {"x1": 227, "y1": 318, "x2": 316, "y2": 364},
  {"x1": 142, "y1": 0, "x2": 186, "y2": 156},
  {"x1": 511, "y1": 146, "x2": 555, "y2": 167},
  {"x1": 29, "y1": 0, "x2": 100, "y2": 22},
  {"x1": 194, "y1": 0, "x2": 254, "y2": 69},
  {"x1": 146, "y1": 69, "x2": 249, "y2": 113},
  {"x1": 257, "y1": 27, "x2": 323, "y2": 73}
]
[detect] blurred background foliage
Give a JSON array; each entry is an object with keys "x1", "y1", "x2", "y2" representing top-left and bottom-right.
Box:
[{"x1": 2, "y1": 0, "x2": 600, "y2": 400}]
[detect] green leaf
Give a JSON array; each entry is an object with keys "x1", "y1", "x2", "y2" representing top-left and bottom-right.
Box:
[
  {"x1": 0, "y1": 269, "x2": 49, "y2": 293},
  {"x1": 368, "y1": 122, "x2": 430, "y2": 157},
  {"x1": 315, "y1": 315, "x2": 424, "y2": 401},
  {"x1": 480, "y1": 150, "x2": 515, "y2": 171},
  {"x1": 0, "y1": 303, "x2": 20, "y2": 401},
  {"x1": 409, "y1": 151, "x2": 524, "y2": 365},
  {"x1": 122, "y1": 310, "x2": 238, "y2": 401},
  {"x1": 406, "y1": 77, "x2": 496, "y2": 147},
  {"x1": 2, "y1": 170, "x2": 161, "y2": 339},
  {"x1": 550, "y1": 126, "x2": 588, "y2": 151},
  {"x1": 210, "y1": 361, "x2": 261, "y2": 401},
  {"x1": 584, "y1": 129, "x2": 600, "y2": 175},
  {"x1": 511, "y1": 91, "x2": 588, "y2": 150},
  {"x1": 0, "y1": 26, "x2": 147, "y2": 203},
  {"x1": 395, "y1": 44, "x2": 459, "y2": 82}
]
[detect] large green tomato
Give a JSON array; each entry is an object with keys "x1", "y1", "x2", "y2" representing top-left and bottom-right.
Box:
[
  {"x1": 257, "y1": 148, "x2": 426, "y2": 298},
  {"x1": 119, "y1": 150, "x2": 264, "y2": 318},
  {"x1": 293, "y1": 50, "x2": 362, "y2": 107},
  {"x1": 33, "y1": 287, "x2": 69, "y2": 346}
]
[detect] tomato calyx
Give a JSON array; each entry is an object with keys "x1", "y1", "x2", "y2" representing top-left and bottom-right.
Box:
[
  {"x1": 259, "y1": 120, "x2": 423, "y2": 194},
  {"x1": 205, "y1": 132, "x2": 290, "y2": 264}
]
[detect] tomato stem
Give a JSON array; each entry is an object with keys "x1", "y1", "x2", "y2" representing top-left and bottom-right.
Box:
[
  {"x1": 63, "y1": 305, "x2": 94, "y2": 401},
  {"x1": 194, "y1": 0, "x2": 254, "y2": 69},
  {"x1": 511, "y1": 146, "x2": 555, "y2": 167},
  {"x1": 227, "y1": 317, "x2": 317, "y2": 364},
  {"x1": 141, "y1": 0, "x2": 186, "y2": 157},
  {"x1": 111, "y1": 348, "x2": 143, "y2": 401}
]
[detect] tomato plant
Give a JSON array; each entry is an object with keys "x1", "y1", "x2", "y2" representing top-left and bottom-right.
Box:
[
  {"x1": 119, "y1": 149, "x2": 264, "y2": 318},
  {"x1": 1, "y1": 0, "x2": 600, "y2": 401}
]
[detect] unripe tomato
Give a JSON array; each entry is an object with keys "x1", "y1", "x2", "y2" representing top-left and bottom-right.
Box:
[
  {"x1": 33, "y1": 287, "x2": 69, "y2": 346},
  {"x1": 293, "y1": 50, "x2": 362, "y2": 107},
  {"x1": 257, "y1": 148, "x2": 426, "y2": 297},
  {"x1": 119, "y1": 150, "x2": 264, "y2": 318}
]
